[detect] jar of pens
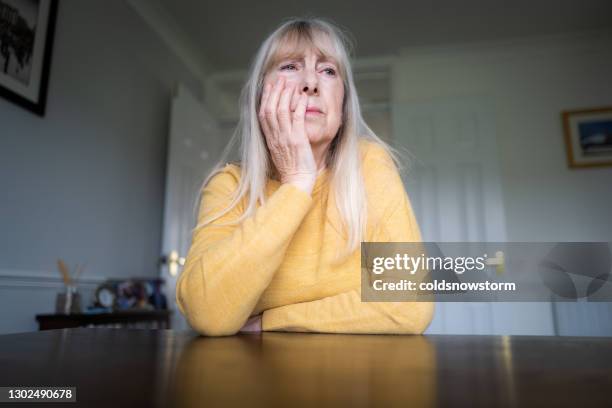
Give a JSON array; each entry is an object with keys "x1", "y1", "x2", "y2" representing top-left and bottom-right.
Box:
[{"x1": 56, "y1": 259, "x2": 85, "y2": 314}]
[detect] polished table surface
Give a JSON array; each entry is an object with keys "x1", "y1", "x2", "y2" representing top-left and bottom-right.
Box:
[{"x1": 0, "y1": 329, "x2": 611, "y2": 407}]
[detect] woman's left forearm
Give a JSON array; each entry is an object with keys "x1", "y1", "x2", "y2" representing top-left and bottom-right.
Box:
[{"x1": 262, "y1": 290, "x2": 434, "y2": 334}]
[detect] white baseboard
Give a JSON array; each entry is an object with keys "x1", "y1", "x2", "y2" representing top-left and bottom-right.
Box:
[{"x1": 0, "y1": 268, "x2": 106, "y2": 289}]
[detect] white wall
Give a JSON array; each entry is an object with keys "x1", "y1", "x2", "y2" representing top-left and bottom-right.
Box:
[
  {"x1": 391, "y1": 30, "x2": 612, "y2": 335},
  {"x1": 392, "y1": 30, "x2": 612, "y2": 242},
  {"x1": 0, "y1": 0, "x2": 203, "y2": 334}
]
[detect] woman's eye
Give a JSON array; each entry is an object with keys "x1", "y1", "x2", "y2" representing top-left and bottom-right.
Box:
[
  {"x1": 280, "y1": 64, "x2": 297, "y2": 71},
  {"x1": 322, "y1": 67, "x2": 336, "y2": 76}
]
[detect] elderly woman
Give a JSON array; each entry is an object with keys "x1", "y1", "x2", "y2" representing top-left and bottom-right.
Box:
[{"x1": 176, "y1": 18, "x2": 433, "y2": 336}]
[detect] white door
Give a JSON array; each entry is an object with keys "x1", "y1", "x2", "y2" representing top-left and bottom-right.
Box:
[
  {"x1": 392, "y1": 96, "x2": 504, "y2": 335},
  {"x1": 392, "y1": 96, "x2": 553, "y2": 335},
  {"x1": 160, "y1": 84, "x2": 221, "y2": 330}
]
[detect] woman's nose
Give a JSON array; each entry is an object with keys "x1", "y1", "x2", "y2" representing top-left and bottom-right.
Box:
[
  {"x1": 302, "y1": 85, "x2": 318, "y2": 95},
  {"x1": 301, "y1": 70, "x2": 318, "y2": 95}
]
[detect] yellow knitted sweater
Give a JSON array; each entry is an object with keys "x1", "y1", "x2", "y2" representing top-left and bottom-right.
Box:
[{"x1": 176, "y1": 139, "x2": 434, "y2": 336}]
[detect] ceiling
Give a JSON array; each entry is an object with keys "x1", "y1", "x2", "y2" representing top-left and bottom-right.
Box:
[{"x1": 161, "y1": 0, "x2": 612, "y2": 73}]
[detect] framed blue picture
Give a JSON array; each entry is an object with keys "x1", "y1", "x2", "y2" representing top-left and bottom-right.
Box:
[
  {"x1": 563, "y1": 107, "x2": 612, "y2": 168},
  {"x1": 0, "y1": 0, "x2": 58, "y2": 116}
]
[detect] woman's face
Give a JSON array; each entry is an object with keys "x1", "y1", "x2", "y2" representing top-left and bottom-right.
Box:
[{"x1": 263, "y1": 45, "x2": 344, "y2": 146}]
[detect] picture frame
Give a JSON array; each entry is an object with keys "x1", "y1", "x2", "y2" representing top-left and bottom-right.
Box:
[
  {"x1": 562, "y1": 107, "x2": 612, "y2": 169},
  {"x1": 0, "y1": 0, "x2": 58, "y2": 116}
]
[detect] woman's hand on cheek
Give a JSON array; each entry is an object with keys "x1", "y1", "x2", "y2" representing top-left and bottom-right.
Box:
[{"x1": 259, "y1": 76, "x2": 317, "y2": 194}]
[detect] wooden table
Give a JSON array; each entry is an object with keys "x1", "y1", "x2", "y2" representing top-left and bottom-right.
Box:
[{"x1": 0, "y1": 329, "x2": 610, "y2": 407}]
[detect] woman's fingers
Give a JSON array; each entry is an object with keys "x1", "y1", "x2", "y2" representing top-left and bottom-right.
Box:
[
  {"x1": 265, "y1": 76, "x2": 285, "y2": 137},
  {"x1": 277, "y1": 82, "x2": 295, "y2": 134},
  {"x1": 290, "y1": 83, "x2": 300, "y2": 114},
  {"x1": 259, "y1": 82, "x2": 271, "y2": 118},
  {"x1": 257, "y1": 76, "x2": 316, "y2": 189},
  {"x1": 259, "y1": 82, "x2": 272, "y2": 136},
  {"x1": 292, "y1": 92, "x2": 308, "y2": 136}
]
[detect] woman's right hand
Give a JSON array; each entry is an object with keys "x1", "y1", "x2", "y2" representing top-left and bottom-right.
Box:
[{"x1": 259, "y1": 76, "x2": 317, "y2": 194}]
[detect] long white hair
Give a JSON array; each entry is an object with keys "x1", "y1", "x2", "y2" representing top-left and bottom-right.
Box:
[{"x1": 194, "y1": 17, "x2": 404, "y2": 262}]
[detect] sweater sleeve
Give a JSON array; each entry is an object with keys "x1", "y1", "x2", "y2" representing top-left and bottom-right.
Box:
[
  {"x1": 261, "y1": 154, "x2": 434, "y2": 335},
  {"x1": 176, "y1": 166, "x2": 313, "y2": 336}
]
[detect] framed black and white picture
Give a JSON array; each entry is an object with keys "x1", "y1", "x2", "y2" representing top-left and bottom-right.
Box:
[
  {"x1": 562, "y1": 107, "x2": 612, "y2": 169},
  {"x1": 0, "y1": 0, "x2": 58, "y2": 116}
]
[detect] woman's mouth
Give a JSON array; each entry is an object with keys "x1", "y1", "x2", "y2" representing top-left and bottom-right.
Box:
[{"x1": 305, "y1": 107, "x2": 323, "y2": 115}]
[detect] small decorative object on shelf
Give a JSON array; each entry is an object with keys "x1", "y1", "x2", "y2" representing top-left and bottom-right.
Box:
[
  {"x1": 93, "y1": 278, "x2": 167, "y2": 312},
  {"x1": 55, "y1": 259, "x2": 85, "y2": 314},
  {"x1": 95, "y1": 284, "x2": 116, "y2": 309},
  {"x1": 55, "y1": 284, "x2": 82, "y2": 315},
  {"x1": 41, "y1": 273, "x2": 170, "y2": 330}
]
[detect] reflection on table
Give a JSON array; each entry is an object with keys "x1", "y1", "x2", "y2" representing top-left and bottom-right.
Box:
[{"x1": 0, "y1": 329, "x2": 611, "y2": 407}]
